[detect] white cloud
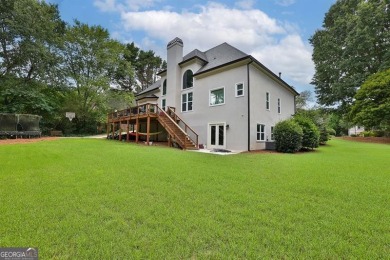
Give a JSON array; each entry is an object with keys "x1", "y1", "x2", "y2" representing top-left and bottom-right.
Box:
[
  {"x1": 252, "y1": 35, "x2": 314, "y2": 86},
  {"x1": 275, "y1": 0, "x2": 296, "y2": 7},
  {"x1": 103, "y1": 1, "x2": 314, "y2": 89},
  {"x1": 94, "y1": 0, "x2": 161, "y2": 12},
  {"x1": 94, "y1": 0, "x2": 119, "y2": 12},
  {"x1": 120, "y1": 2, "x2": 285, "y2": 50},
  {"x1": 235, "y1": 0, "x2": 255, "y2": 10}
]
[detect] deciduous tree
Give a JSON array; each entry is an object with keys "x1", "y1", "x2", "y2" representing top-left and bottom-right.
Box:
[{"x1": 310, "y1": 0, "x2": 390, "y2": 111}]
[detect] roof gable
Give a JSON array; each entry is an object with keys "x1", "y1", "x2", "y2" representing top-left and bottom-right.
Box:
[
  {"x1": 135, "y1": 79, "x2": 161, "y2": 96},
  {"x1": 194, "y1": 43, "x2": 248, "y2": 75}
]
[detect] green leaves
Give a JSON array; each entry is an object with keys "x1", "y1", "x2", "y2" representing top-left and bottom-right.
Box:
[
  {"x1": 310, "y1": 0, "x2": 390, "y2": 110},
  {"x1": 351, "y1": 68, "x2": 390, "y2": 131}
]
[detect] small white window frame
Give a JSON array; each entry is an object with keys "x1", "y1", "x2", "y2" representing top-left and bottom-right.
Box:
[
  {"x1": 257, "y1": 124, "x2": 266, "y2": 142},
  {"x1": 209, "y1": 87, "x2": 225, "y2": 107},
  {"x1": 235, "y1": 82, "x2": 244, "y2": 97},
  {"x1": 266, "y1": 92, "x2": 270, "y2": 110}
]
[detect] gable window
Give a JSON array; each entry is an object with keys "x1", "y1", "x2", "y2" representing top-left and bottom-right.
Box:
[
  {"x1": 235, "y1": 83, "x2": 244, "y2": 97},
  {"x1": 183, "y1": 70, "x2": 193, "y2": 89},
  {"x1": 210, "y1": 87, "x2": 225, "y2": 106},
  {"x1": 182, "y1": 92, "x2": 193, "y2": 112},
  {"x1": 271, "y1": 126, "x2": 274, "y2": 141},
  {"x1": 257, "y1": 124, "x2": 265, "y2": 141},
  {"x1": 162, "y1": 98, "x2": 166, "y2": 111},
  {"x1": 266, "y1": 92, "x2": 270, "y2": 110},
  {"x1": 162, "y1": 79, "x2": 167, "y2": 96},
  {"x1": 277, "y1": 98, "x2": 281, "y2": 114}
]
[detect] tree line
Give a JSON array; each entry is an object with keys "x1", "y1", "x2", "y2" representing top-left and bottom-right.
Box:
[
  {"x1": 310, "y1": 0, "x2": 390, "y2": 135},
  {"x1": 0, "y1": 0, "x2": 166, "y2": 134}
]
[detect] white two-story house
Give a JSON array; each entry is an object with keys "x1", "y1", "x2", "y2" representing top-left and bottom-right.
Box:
[{"x1": 114, "y1": 37, "x2": 298, "y2": 151}]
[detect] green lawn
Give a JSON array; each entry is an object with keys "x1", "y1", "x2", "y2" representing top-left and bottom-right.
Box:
[{"x1": 0, "y1": 138, "x2": 389, "y2": 259}]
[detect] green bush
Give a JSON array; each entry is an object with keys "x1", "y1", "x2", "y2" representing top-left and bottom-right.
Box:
[
  {"x1": 327, "y1": 128, "x2": 336, "y2": 136},
  {"x1": 274, "y1": 119, "x2": 303, "y2": 153},
  {"x1": 361, "y1": 131, "x2": 374, "y2": 137},
  {"x1": 294, "y1": 116, "x2": 320, "y2": 149},
  {"x1": 319, "y1": 125, "x2": 329, "y2": 145}
]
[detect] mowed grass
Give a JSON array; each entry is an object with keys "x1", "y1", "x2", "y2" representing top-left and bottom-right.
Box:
[{"x1": 0, "y1": 138, "x2": 389, "y2": 259}]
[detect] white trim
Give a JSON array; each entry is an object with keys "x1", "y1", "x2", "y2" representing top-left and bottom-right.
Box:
[
  {"x1": 207, "y1": 122, "x2": 226, "y2": 149},
  {"x1": 181, "y1": 92, "x2": 193, "y2": 112},
  {"x1": 266, "y1": 92, "x2": 270, "y2": 111},
  {"x1": 235, "y1": 82, "x2": 244, "y2": 97},
  {"x1": 209, "y1": 86, "x2": 225, "y2": 106},
  {"x1": 182, "y1": 69, "x2": 194, "y2": 90},
  {"x1": 256, "y1": 123, "x2": 266, "y2": 142},
  {"x1": 270, "y1": 126, "x2": 275, "y2": 141},
  {"x1": 161, "y1": 98, "x2": 166, "y2": 111}
]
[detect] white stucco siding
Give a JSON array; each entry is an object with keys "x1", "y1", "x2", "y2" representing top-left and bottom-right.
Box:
[
  {"x1": 179, "y1": 65, "x2": 249, "y2": 151},
  {"x1": 249, "y1": 65, "x2": 296, "y2": 150}
]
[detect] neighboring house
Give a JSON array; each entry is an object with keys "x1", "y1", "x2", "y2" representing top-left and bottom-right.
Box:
[
  {"x1": 110, "y1": 37, "x2": 298, "y2": 151},
  {"x1": 348, "y1": 126, "x2": 365, "y2": 136}
]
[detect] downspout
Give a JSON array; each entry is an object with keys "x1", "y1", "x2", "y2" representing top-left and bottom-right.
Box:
[{"x1": 247, "y1": 60, "x2": 253, "y2": 151}]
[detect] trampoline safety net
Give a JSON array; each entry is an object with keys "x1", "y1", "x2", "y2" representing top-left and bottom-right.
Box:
[{"x1": 0, "y1": 113, "x2": 42, "y2": 138}]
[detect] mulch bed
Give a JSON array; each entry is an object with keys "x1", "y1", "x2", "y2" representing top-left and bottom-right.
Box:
[
  {"x1": 0, "y1": 137, "x2": 58, "y2": 145},
  {"x1": 341, "y1": 136, "x2": 390, "y2": 144}
]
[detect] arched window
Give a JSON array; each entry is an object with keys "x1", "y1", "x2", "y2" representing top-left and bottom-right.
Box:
[
  {"x1": 183, "y1": 70, "x2": 193, "y2": 89},
  {"x1": 162, "y1": 79, "x2": 167, "y2": 95}
]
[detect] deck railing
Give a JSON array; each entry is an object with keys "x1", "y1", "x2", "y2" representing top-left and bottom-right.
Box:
[
  {"x1": 107, "y1": 103, "x2": 198, "y2": 148},
  {"x1": 107, "y1": 103, "x2": 158, "y2": 120},
  {"x1": 167, "y1": 107, "x2": 198, "y2": 147}
]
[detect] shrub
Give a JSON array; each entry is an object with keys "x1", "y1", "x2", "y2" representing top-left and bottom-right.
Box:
[
  {"x1": 319, "y1": 125, "x2": 329, "y2": 145},
  {"x1": 294, "y1": 116, "x2": 320, "y2": 149},
  {"x1": 361, "y1": 131, "x2": 374, "y2": 137},
  {"x1": 327, "y1": 128, "x2": 336, "y2": 136},
  {"x1": 274, "y1": 119, "x2": 303, "y2": 153}
]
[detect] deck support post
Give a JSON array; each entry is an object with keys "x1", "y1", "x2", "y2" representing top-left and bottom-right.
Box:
[
  {"x1": 146, "y1": 115, "x2": 150, "y2": 145},
  {"x1": 126, "y1": 120, "x2": 130, "y2": 142},
  {"x1": 118, "y1": 123, "x2": 122, "y2": 141},
  {"x1": 135, "y1": 116, "x2": 139, "y2": 143},
  {"x1": 112, "y1": 123, "x2": 115, "y2": 140}
]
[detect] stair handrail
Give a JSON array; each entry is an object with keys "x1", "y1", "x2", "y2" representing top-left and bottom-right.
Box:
[
  {"x1": 167, "y1": 107, "x2": 199, "y2": 146},
  {"x1": 155, "y1": 105, "x2": 193, "y2": 148}
]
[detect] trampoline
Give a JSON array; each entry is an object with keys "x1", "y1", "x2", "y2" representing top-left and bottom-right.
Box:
[{"x1": 0, "y1": 113, "x2": 42, "y2": 138}]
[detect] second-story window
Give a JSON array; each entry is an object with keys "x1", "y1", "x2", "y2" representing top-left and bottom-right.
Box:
[
  {"x1": 183, "y1": 70, "x2": 193, "y2": 89},
  {"x1": 162, "y1": 79, "x2": 167, "y2": 96},
  {"x1": 182, "y1": 92, "x2": 193, "y2": 112},
  {"x1": 235, "y1": 83, "x2": 244, "y2": 97},
  {"x1": 278, "y1": 98, "x2": 281, "y2": 114},
  {"x1": 266, "y1": 92, "x2": 270, "y2": 110}
]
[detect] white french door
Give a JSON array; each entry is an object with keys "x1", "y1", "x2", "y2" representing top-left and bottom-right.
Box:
[{"x1": 208, "y1": 123, "x2": 226, "y2": 149}]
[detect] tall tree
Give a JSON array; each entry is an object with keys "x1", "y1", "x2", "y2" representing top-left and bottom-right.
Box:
[
  {"x1": 62, "y1": 21, "x2": 128, "y2": 132},
  {"x1": 350, "y1": 68, "x2": 390, "y2": 131},
  {"x1": 310, "y1": 0, "x2": 390, "y2": 111},
  {"x1": 0, "y1": 0, "x2": 65, "y2": 114},
  {"x1": 118, "y1": 42, "x2": 166, "y2": 92}
]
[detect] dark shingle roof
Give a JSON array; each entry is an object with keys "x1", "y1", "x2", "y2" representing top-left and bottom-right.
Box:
[
  {"x1": 181, "y1": 49, "x2": 208, "y2": 64},
  {"x1": 194, "y1": 43, "x2": 249, "y2": 75},
  {"x1": 135, "y1": 79, "x2": 161, "y2": 96}
]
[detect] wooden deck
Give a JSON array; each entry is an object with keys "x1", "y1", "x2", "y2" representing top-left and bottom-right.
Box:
[{"x1": 107, "y1": 104, "x2": 199, "y2": 150}]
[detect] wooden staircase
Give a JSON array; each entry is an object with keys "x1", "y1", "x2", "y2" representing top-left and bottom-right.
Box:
[{"x1": 157, "y1": 108, "x2": 198, "y2": 150}]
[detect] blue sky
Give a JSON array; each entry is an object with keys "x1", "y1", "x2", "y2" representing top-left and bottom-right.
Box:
[{"x1": 47, "y1": 0, "x2": 335, "y2": 93}]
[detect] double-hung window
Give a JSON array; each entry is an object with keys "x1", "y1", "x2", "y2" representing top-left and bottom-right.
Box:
[
  {"x1": 210, "y1": 87, "x2": 225, "y2": 106},
  {"x1": 277, "y1": 98, "x2": 281, "y2": 114},
  {"x1": 271, "y1": 126, "x2": 274, "y2": 141},
  {"x1": 257, "y1": 124, "x2": 265, "y2": 141},
  {"x1": 266, "y1": 92, "x2": 270, "y2": 110},
  {"x1": 235, "y1": 83, "x2": 244, "y2": 97},
  {"x1": 182, "y1": 92, "x2": 193, "y2": 112},
  {"x1": 162, "y1": 79, "x2": 167, "y2": 96},
  {"x1": 161, "y1": 98, "x2": 166, "y2": 111}
]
